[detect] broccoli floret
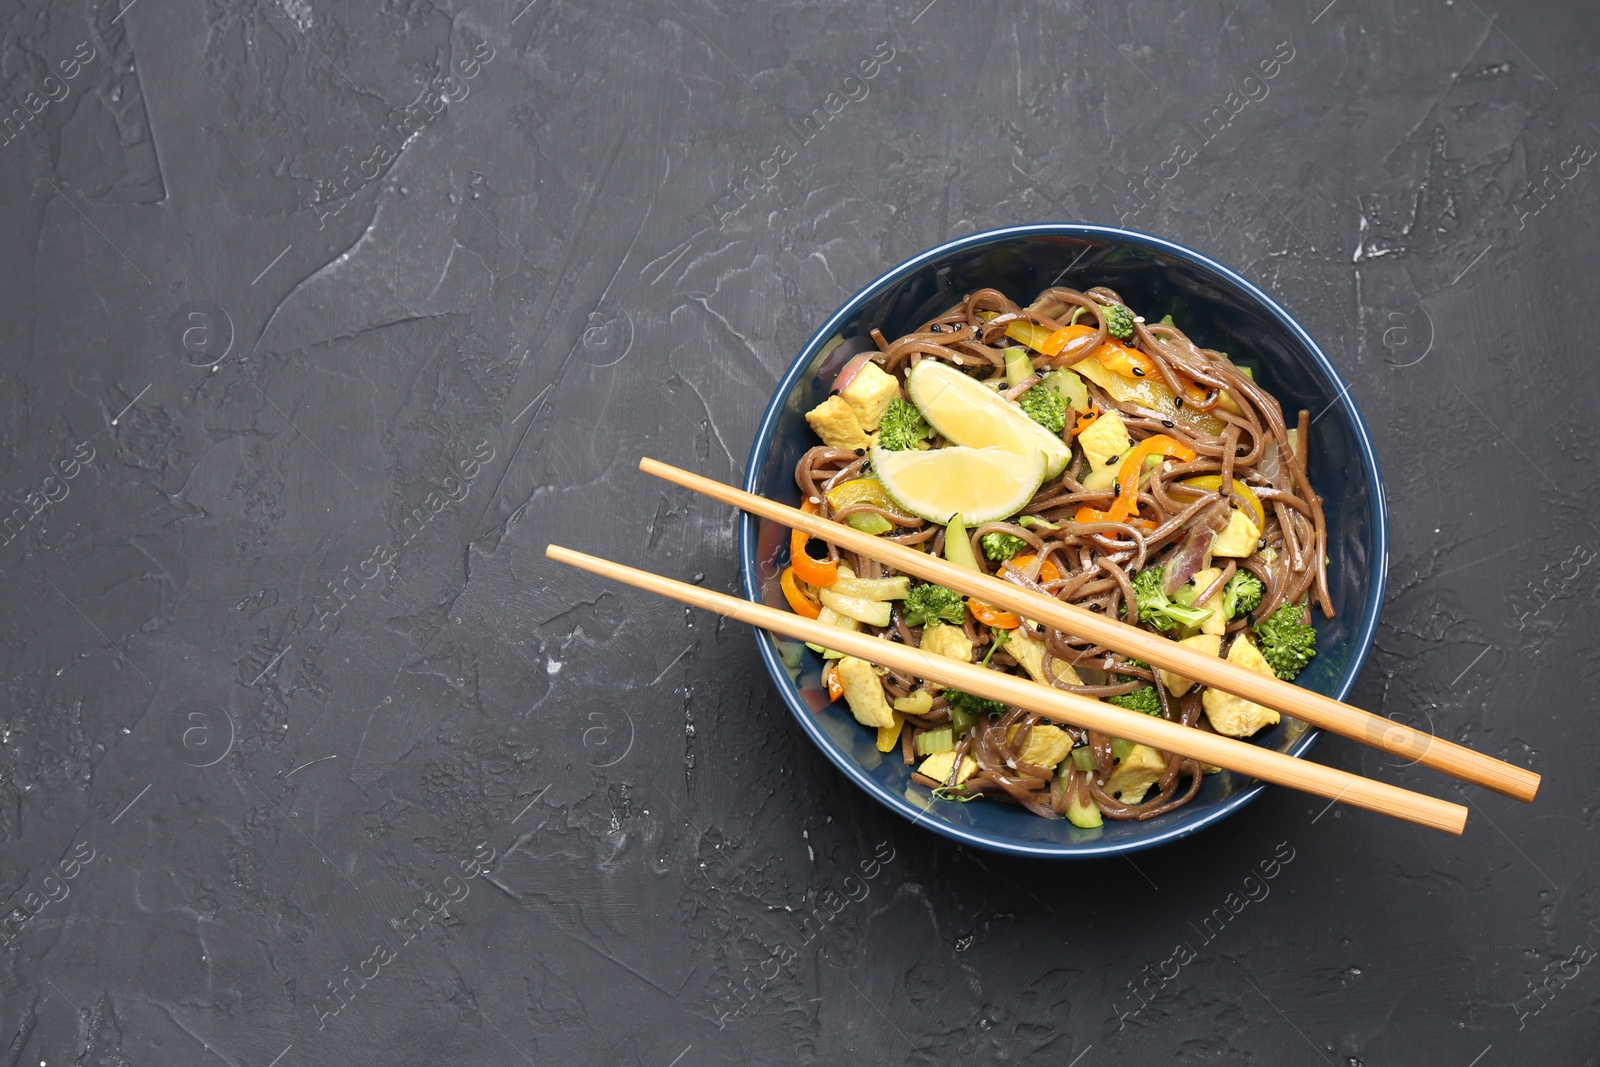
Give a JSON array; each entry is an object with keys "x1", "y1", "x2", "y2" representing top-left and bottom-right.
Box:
[
  {"x1": 1101, "y1": 303, "x2": 1135, "y2": 341},
  {"x1": 946, "y1": 688, "x2": 1006, "y2": 717},
  {"x1": 875, "y1": 398, "x2": 931, "y2": 451},
  {"x1": 1254, "y1": 601, "x2": 1318, "y2": 680},
  {"x1": 1131, "y1": 566, "x2": 1214, "y2": 632},
  {"x1": 1017, "y1": 384, "x2": 1067, "y2": 434},
  {"x1": 1114, "y1": 657, "x2": 1152, "y2": 683},
  {"x1": 1107, "y1": 686, "x2": 1161, "y2": 715},
  {"x1": 981, "y1": 531, "x2": 1027, "y2": 561},
  {"x1": 903, "y1": 583, "x2": 966, "y2": 628},
  {"x1": 1223, "y1": 570, "x2": 1264, "y2": 620}
]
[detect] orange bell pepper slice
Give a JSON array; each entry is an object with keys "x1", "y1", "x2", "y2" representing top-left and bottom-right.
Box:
[
  {"x1": 1072, "y1": 404, "x2": 1102, "y2": 438},
  {"x1": 1046, "y1": 323, "x2": 1161, "y2": 380},
  {"x1": 1055, "y1": 324, "x2": 1216, "y2": 408},
  {"x1": 790, "y1": 499, "x2": 838, "y2": 588},
  {"x1": 1012, "y1": 553, "x2": 1063, "y2": 584},
  {"x1": 824, "y1": 662, "x2": 844, "y2": 701},
  {"x1": 1040, "y1": 323, "x2": 1100, "y2": 358},
  {"x1": 968, "y1": 600, "x2": 1021, "y2": 629},
  {"x1": 1090, "y1": 340, "x2": 1160, "y2": 381},
  {"x1": 780, "y1": 566, "x2": 821, "y2": 619},
  {"x1": 971, "y1": 552, "x2": 1063, "y2": 627},
  {"x1": 1074, "y1": 434, "x2": 1198, "y2": 525}
]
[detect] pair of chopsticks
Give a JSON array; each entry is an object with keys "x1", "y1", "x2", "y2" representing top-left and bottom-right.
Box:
[{"x1": 548, "y1": 458, "x2": 1541, "y2": 835}]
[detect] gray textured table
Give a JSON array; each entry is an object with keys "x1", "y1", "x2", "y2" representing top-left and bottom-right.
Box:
[{"x1": 2, "y1": 0, "x2": 1595, "y2": 1063}]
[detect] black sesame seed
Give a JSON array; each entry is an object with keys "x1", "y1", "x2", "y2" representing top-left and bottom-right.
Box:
[
  {"x1": 930, "y1": 323, "x2": 943, "y2": 332},
  {"x1": 1161, "y1": 419, "x2": 1175, "y2": 428},
  {"x1": 1132, "y1": 368, "x2": 1144, "y2": 377},
  {"x1": 854, "y1": 448, "x2": 866, "y2": 456},
  {"x1": 1174, "y1": 397, "x2": 1185, "y2": 408}
]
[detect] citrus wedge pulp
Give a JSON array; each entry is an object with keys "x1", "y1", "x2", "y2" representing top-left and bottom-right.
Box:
[
  {"x1": 906, "y1": 359, "x2": 1071, "y2": 477},
  {"x1": 870, "y1": 444, "x2": 1045, "y2": 524}
]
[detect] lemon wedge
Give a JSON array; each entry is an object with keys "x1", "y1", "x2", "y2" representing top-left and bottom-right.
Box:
[
  {"x1": 906, "y1": 359, "x2": 1071, "y2": 477},
  {"x1": 871, "y1": 444, "x2": 1045, "y2": 524}
]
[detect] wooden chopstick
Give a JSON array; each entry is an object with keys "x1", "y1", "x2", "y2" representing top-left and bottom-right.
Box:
[
  {"x1": 639, "y1": 457, "x2": 1540, "y2": 803},
  {"x1": 547, "y1": 543, "x2": 1468, "y2": 834}
]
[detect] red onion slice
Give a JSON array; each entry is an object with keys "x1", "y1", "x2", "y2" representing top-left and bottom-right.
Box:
[{"x1": 1162, "y1": 497, "x2": 1231, "y2": 594}]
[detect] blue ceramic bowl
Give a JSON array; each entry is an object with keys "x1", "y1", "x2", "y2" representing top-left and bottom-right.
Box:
[{"x1": 739, "y1": 224, "x2": 1387, "y2": 857}]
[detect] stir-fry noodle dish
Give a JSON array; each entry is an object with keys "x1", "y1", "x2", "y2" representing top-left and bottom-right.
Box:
[{"x1": 783, "y1": 285, "x2": 1329, "y2": 827}]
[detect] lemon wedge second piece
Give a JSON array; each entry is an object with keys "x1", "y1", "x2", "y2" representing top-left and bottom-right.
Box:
[
  {"x1": 871, "y1": 444, "x2": 1044, "y2": 524},
  {"x1": 906, "y1": 359, "x2": 1071, "y2": 477}
]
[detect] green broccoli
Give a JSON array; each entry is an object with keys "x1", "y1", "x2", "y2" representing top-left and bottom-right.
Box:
[
  {"x1": 876, "y1": 397, "x2": 931, "y2": 451},
  {"x1": 903, "y1": 583, "x2": 966, "y2": 627},
  {"x1": 1101, "y1": 303, "x2": 1136, "y2": 341},
  {"x1": 1222, "y1": 570, "x2": 1264, "y2": 620},
  {"x1": 1107, "y1": 686, "x2": 1162, "y2": 715},
  {"x1": 981, "y1": 531, "x2": 1027, "y2": 561},
  {"x1": 1131, "y1": 566, "x2": 1213, "y2": 632},
  {"x1": 1114, "y1": 657, "x2": 1152, "y2": 683},
  {"x1": 1017, "y1": 384, "x2": 1067, "y2": 434},
  {"x1": 946, "y1": 688, "x2": 1005, "y2": 717},
  {"x1": 1254, "y1": 602, "x2": 1318, "y2": 680}
]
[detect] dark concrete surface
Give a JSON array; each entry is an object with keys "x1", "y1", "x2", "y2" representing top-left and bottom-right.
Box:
[{"x1": 1, "y1": 0, "x2": 1595, "y2": 1063}]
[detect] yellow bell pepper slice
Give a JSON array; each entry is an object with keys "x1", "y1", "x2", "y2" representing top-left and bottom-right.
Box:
[
  {"x1": 824, "y1": 477, "x2": 896, "y2": 535},
  {"x1": 876, "y1": 711, "x2": 905, "y2": 753},
  {"x1": 1178, "y1": 475, "x2": 1266, "y2": 530}
]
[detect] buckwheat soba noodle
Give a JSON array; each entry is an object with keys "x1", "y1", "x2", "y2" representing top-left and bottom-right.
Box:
[{"x1": 784, "y1": 285, "x2": 1328, "y2": 827}]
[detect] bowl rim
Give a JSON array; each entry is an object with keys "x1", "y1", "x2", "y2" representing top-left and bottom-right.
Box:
[{"x1": 739, "y1": 222, "x2": 1389, "y2": 858}]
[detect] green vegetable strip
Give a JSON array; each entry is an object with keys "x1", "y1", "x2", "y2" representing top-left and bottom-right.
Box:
[{"x1": 915, "y1": 726, "x2": 954, "y2": 756}]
